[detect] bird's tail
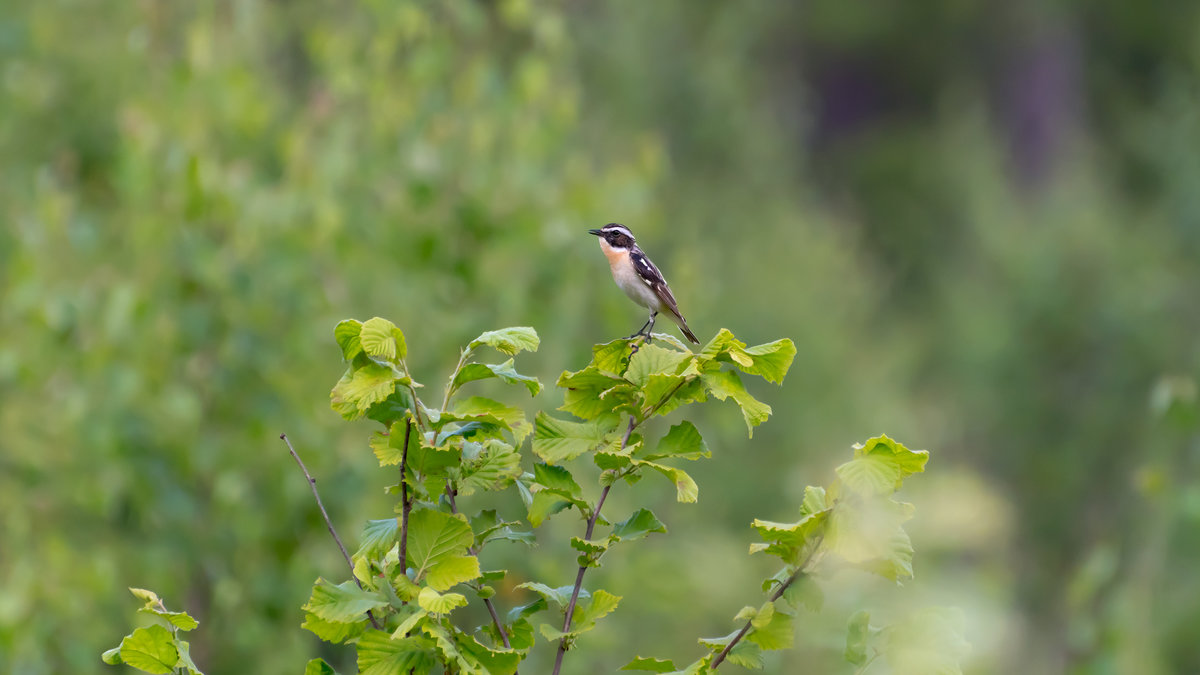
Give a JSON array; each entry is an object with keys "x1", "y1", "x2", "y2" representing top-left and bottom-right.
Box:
[{"x1": 667, "y1": 311, "x2": 700, "y2": 345}]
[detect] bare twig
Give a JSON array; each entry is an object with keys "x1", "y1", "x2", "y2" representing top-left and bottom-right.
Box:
[
  {"x1": 281, "y1": 433, "x2": 382, "y2": 630},
  {"x1": 711, "y1": 536, "x2": 824, "y2": 669}
]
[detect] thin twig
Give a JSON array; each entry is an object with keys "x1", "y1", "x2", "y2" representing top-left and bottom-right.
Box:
[
  {"x1": 398, "y1": 420, "x2": 413, "y2": 573},
  {"x1": 711, "y1": 536, "x2": 824, "y2": 669},
  {"x1": 281, "y1": 433, "x2": 382, "y2": 630},
  {"x1": 443, "y1": 482, "x2": 513, "y2": 650},
  {"x1": 551, "y1": 416, "x2": 635, "y2": 675}
]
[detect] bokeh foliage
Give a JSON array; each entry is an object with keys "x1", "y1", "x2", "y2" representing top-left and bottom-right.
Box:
[{"x1": 2, "y1": 0, "x2": 1200, "y2": 673}]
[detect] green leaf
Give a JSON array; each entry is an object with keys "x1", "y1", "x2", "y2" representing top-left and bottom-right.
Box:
[
  {"x1": 611, "y1": 508, "x2": 667, "y2": 541},
  {"x1": 175, "y1": 640, "x2": 203, "y2": 675},
  {"x1": 643, "y1": 421, "x2": 709, "y2": 461},
  {"x1": 698, "y1": 630, "x2": 739, "y2": 651},
  {"x1": 621, "y1": 656, "x2": 677, "y2": 673},
  {"x1": 592, "y1": 339, "x2": 635, "y2": 374},
  {"x1": 407, "y1": 438, "x2": 461, "y2": 478},
  {"x1": 750, "y1": 510, "x2": 828, "y2": 563},
  {"x1": 459, "y1": 634, "x2": 523, "y2": 675},
  {"x1": 845, "y1": 610, "x2": 871, "y2": 666},
  {"x1": 741, "y1": 338, "x2": 797, "y2": 384},
  {"x1": 334, "y1": 319, "x2": 363, "y2": 361},
  {"x1": 302, "y1": 612, "x2": 367, "y2": 643},
  {"x1": 406, "y1": 509, "x2": 474, "y2": 582},
  {"x1": 826, "y1": 497, "x2": 916, "y2": 581},
  {"x1": 331, "y1": 364, "x2": 398, "y2": 420},
  {"x1": 137, "y1": 607, "x2": 199, "y2": 631},
  {"x1": 625, "y1": 343, "x2": 691, "y2": 386},
  {"x1": 879, "y1": 607, "x2": 970, "y2": 675},
  {"x1": 417, "y1": 586, "x2": 468, "y2": 613},
  {"x1": 780, "y1": 575, "x2": 823, "y2": 612},
  {"x1": 454, "y1": 360, "x2": 542, "y2": 397},
  {"x1": 470, "y1": 510, "x2": 535, "y2": 548},
  {"x1": 635, "y1": 460, "x2": 699, "y2": 503},
  {"x1": 698, "y1": 330, "x2": 797, "y2": 384},
  {"x1": 573, "y1": 589, "x2": 621, "y2": 628},
  {"x1": 533, "y1": 412, "x2": 617, "y2": 464},
  {"x1": 357, "y1": 630, "x2": 437, "y2": 675},
  {"x1": 355, "y1": 518, "x2": 400, "y2": 562},
  {"x1": 101, "y1": 647, "x2": 122, "y2": 665},
  {"x1": 836, "y1": 435, "x2": 929, "y2": 496},
  {"x1": 527, "y1": 490, "x2": 572, "y2": 527},
  {"x1": 118, "y1": 624, "x2": 178, "y2": 674},
  {"x1": 469, "y1": 327, "x2": 540, "y2": 356},
  {"x1": 451, "y1": 396, "x2": 532, "y2": 442},
  {"x1": 701, "y1": 370, "x2": 771, "y2": 436},
  {"x1": 747, "y1": 603, "x2": 793, "y2": 650},
  {"x1": 727, "y1": 641, "x2": 764, "y2": 670},
  {"x1": 360, "y1": 317, "x2": 407, "y2": 362},
  {"x1": 533, "y1": 462, "x2": 584, "y2": 500},
  {"x1": 129, "y1": 587, "x2": 161, "y2": 605},
  {"x1": 425, "y1": 554, "x2": 481, "y2": 591},
  {"x1": 457, "y1": 440, "x2": 522, "y2": 496},
  {"x1": 570, "y1": 536, "x2": 610, "y2": 555},
  {"x1": 305, "y1": 658, "x2": 340, "y2": 675},
  {"x1": 516, "y1": 582, "x2": 582, "y2": 609},
  {"x1": 303, "y1": 579, "x2": 387, "y2": 623}
]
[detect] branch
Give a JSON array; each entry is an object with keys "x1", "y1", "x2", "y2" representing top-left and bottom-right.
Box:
[
  {"x1": 710, "y1": 536, "x2": 824, "y2": 669},
  {"x1": 398, "y1": 420, "x2": 413, "y2": 573},
  {"x1": 551, "y1": 416, "x2": 636, "y2": 675},
  {"x1": 443, "y1": 482, "x2": 513, "y2": 651},
  {"x1": 281, "y1": 433, "x2": 382, "y2": 630}
]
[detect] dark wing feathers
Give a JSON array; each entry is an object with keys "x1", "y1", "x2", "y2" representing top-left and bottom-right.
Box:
[{"x1": 632, "y1": 250, "x2": 682, "y2": 316}]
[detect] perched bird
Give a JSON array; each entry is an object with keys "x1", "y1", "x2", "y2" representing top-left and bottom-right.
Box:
[{"x1": 588, "y1": 223, "x2": 700, "y2": 344}]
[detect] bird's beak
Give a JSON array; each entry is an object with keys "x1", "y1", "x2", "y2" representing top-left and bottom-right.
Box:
[{"x1": 587, "y1": 229, "x2": 603, "y2": 236}]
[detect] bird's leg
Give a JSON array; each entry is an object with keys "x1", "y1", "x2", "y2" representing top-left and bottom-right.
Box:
[
  {"x1": 629, "y1": 313, "x2": 653, "y2": 341},
  {"x1": 645, "y1": 312, "x2": 657, "y2": 343}
]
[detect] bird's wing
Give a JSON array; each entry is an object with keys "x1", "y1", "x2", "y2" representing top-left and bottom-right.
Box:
[{"x1": 631, "y1": 249, "x2": 684, "y2": 320}]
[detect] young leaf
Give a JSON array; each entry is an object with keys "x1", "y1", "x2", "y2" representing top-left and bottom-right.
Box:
[
  {"x1": 356, "y1": 630, "x2": 437, "y2": 675},
  {"x1": 406, "y1": 509, "x2": 474, "y2": 583},
  {"x1": 527, "y1": 491, "x2": 573, "y2": 527},
  {"x1": 611, "y1": 508, "x2": 668, "y2": 541},
  {"x1": 845, "y1": 610, "x2": 872, "y2": 666},
  {"x1": 741, "y1": 338, "x2": 797, "y2": 385},
  {"x1": 303, "y1": 579, "x2": 388, "y2": 623},
  {"x1": 117, "y1": 624, "x2": 178, "y2": 674},
  {"x1": 334, "y1": 319, "x2": 363, "y2": 361},
  {"x1": 726, "y1": 640, "x2": 765, "y2": 670},
  {"x1": 451, "y1": 396, "x2": 532, "y2": 442},
  {"x1": 457, "y1": 440, "x2": 522, "y2": 496},
  {"x1": 304, "y1": 658, "x2": 341, "y2": 675},
  {"x1": 746, "y1": 604, "x2": 793, "y2": 650},
  {"x1": 515, "y1": 582, "x2": 584, "y2": 609},
  {"x1": 424, "y1": 554, "x2": 481, "y2": 591},
  {"x1": 137, "y1": 606, "x2": 199, "y2": 631},
  {"x1": 331, "y1": 364, "x2": 399, "y2": 420},
  {"x1": 532, "y1": 462, "x2": 584, "y2": 500},
  {"x1": 633, "y1": 460, "x2": 699, "y2": 503},
  {"x1": 625, "y1": 343, "x2": 691, "y2": 386},
  {"x1": 302, "y1": 612, "x2": 367, "y2": 643},
  {"x1": 826, "y1": 497, "x2": 915, "y2": 581},
  {"x1": 355, "y1": 518, "x2": 400, "y2": 563},
  {"x1": 468, "y1": 327, "x2": 540, "y2": 356},
  {"x1": 417, "y1": 586, "x2": 468, "y2": 614},
  {"x1": 642, "y1": 421, "x2": 709, "y2": 461},
  {"x1": 532, "y1": 413, "x2": 617, "y2": 464},
  {"x1": 572, "y1": 589, "x2": 621, "y2": 628},
  {"x1": 360, "y1": 317, "x2": 407, "y2": 362},
  {"x1": 620, "y1": 656, "x2": 677, "y2": 673},
  {"x1": 592, "y1": 339, "x2": 635, "y2": 374},
  {"x1": 836, "y1": 435, "x2": 929, "y2": 496},
  {"x1": 701, "y1": 370, "x2": 771, "y2": 436},
  {"x1": 453, "y1": 359, "x2": 542, "y2": 397}
]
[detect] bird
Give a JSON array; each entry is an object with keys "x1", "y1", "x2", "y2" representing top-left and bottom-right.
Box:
[{"x1": 588, "y1": 223, "x2": 700, "y2": 344}]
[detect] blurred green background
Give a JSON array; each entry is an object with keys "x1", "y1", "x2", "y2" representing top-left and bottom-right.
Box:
[{"x1": 3, "y1": 1, "x2": 1199, "y2": 673}]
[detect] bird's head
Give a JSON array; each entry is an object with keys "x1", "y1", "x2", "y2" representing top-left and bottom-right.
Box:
[{"x1": 588, "y1": 223, "x2": 636, "y2": 252}]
